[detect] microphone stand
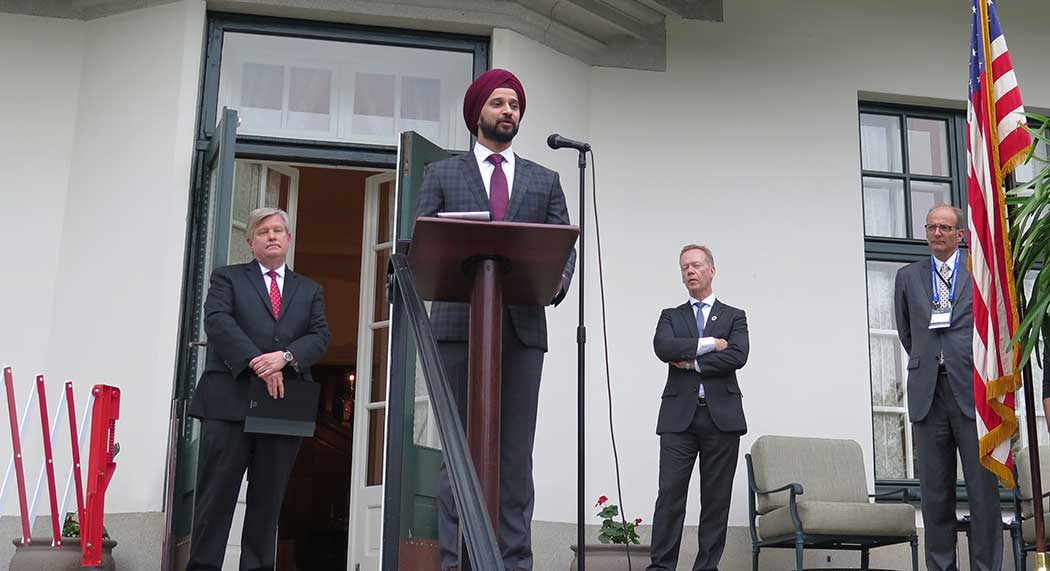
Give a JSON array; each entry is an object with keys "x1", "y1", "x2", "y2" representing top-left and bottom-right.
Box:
[{"x1": 574, "y1": 148, "x2": 588, "y2": 571}]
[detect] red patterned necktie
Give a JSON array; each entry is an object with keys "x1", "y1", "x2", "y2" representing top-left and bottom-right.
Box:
[
  {"x1": 487, "y1": 154, "x2": 509, "y2": 221},
  {"x1": 267, "y1": 270, "x2": 282, "y2": 318}
]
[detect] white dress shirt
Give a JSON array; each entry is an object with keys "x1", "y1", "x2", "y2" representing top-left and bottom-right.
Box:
[
  {"x1": 473, "y1": 142, "x2": 516, "y2": 199},
  {"x1": 689, "y1": 293, "x2": 717, "y2": 396},
  {"x1": 259, "y1": 262, "x2": 286, "y2": 296}
]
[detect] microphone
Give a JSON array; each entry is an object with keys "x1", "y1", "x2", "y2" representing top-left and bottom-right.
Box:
[{"x1": 547, "y1": 133, "x2": 591, "y2": 152}]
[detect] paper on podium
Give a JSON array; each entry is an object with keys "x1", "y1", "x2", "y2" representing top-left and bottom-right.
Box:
[{"x1": 436, "y1": 211, "x2": 491, "y2": 221}]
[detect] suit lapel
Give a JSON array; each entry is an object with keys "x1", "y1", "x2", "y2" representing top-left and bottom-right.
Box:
[
  {"x1": 956, "y1": 252, "x2": 971, "y2": 300},
  {"x1": 505, "y1": 155, "x2": 531, "y2": 222},
  {"x1": 706, "y1": 300, "x2": 726, "y2": 334},
  {"x1": 279, "y1": 270, "x2": 301, "y2": 323},
  {"x1": 246, "y1": 262, "x2": 276, "y2": 320},
  {"x1": 459, "y1": 152, "x2": 491, "y2": 213},
  {"x1": 677, "y1": 302, "x2": 699, "y2": 338},
  {"x1": 920, "y1": 256, "x2": 934, "y2": 304}
]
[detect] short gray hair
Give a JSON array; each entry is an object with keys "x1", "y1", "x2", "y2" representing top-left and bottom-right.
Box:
[
  {"x1": 679, "y1": 244, "x2": 714, "y2": 266},
  {"x1": 927, "y1": 204, "x2": 965, "y2": 228},
  {"x1": 247, "y1": 207, "x2": 290, "y2": 236}
]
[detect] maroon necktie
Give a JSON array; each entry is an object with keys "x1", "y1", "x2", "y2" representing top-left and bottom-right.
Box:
[
  {"x1": 487, "y1": 154, "x2": 509, "y2": 221},
  {"x1": 267, "y1": 270, "x2": 282, "y2": 318}
]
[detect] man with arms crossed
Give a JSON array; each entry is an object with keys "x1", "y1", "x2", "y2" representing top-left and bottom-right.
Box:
[
  {"x1": 649, "y1": 244, "x2": 749, "y2": 571},
  {"x1": 894, "y1": 204, "x2": 1001, "y2": 571},
  {"x1": 187, "y1": 207, "x2": 330, "y2": 571},
  {"x1": 416, "y1": 68, "x2": 576, "y2": 571}
]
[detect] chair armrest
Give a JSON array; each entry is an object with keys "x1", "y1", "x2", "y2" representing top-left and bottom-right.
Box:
[
  {"x1": 870, "y1": 487, "x2": 910, "y2": 501},
  {"x1": 752, "y1": 482, "x2": 804, "y2": 496}
]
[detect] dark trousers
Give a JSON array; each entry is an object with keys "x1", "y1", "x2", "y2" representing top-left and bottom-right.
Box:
[
  {"x1": 436, "y1": 322, "x2": 545, "y2": 571},
  {"x1": 913, "y1": 373, "x2": 1002, "y2": 571},
  {"x1": 186, "y1": 419, "x2": 302, "y2": 571},
  {"x1": 648, "y1": 402, "x2": 740, "y2": 571}
]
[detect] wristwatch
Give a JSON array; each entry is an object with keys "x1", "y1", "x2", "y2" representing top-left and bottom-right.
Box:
[{"x1": 283, "y1": 350, "x2": 300, "y2": 371}]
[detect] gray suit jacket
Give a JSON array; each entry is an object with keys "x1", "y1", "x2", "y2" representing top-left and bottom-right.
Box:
[
  {"x1": 893, "y1": 252, "x2": 974, "y2": 423},
  {"x1": 415, "y1": 151, "x2": 577, "y2": 351}
]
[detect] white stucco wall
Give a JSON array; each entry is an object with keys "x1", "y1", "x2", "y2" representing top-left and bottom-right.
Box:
[
  {"x1": 0, "y1": 16, "x2": 85, "y2": 482},
  {"x1": 0, "y1": 1, "x2": 205, "y2": 515},
  {"x1": 495, "y1": 0, "x2": 1050, "y2": 530}
]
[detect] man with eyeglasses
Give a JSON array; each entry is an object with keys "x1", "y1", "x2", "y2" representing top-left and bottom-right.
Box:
[{"x1": 894, "y1": 205, "x2": 1002, "y2": 571}]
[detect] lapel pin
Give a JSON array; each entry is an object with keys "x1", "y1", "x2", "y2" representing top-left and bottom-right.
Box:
[{"x1": 711, "y1": 315, "x2": 718, "y2": 321}]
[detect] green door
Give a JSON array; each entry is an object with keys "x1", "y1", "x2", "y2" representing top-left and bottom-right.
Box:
[
  {"x1": 383, "y1": 131, "x2": 451, "y2": 570},
  {"x1": 167, "y1": 108, "x2": 237, "y2": 564}
]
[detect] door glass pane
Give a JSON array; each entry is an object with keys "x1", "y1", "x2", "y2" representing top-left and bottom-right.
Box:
[
  {"x1": 861, "y1": 113, "x2": 903, "y2": 173},
  {"x1": 910, "y1": 181, "x2": 951, "y2": 237},
  {"x1": 370, "y1": 324, "x2": 389, "y2": 403},
  {"x1": 219, "y1": 32, "x2": 473, "y2": 149},
  {"x1": 367, "y1": 409, "x2": 385, "y2": 486},
  {"x1": 374, "y1": 249, "x2": 391, "y2": 323},
  {"x1": 863, "y1": 177, "x2": 906, "y2": 237},
  {"x1": 907, "y1": 118, "x2": 950, "y2": 177}
]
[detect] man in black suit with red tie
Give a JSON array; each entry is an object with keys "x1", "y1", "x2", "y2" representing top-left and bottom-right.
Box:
[
  {"x1": 186, "y1": 207, "x2": 330, "y2": 571},
  {"x1": 416, "y1": 68, "x2": 576, "y2": 571},
  {"x1": 649, "y1": 244, "x2": 749, "y2": 571}
]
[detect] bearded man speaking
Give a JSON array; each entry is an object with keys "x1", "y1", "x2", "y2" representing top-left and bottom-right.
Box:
[{"x1": 415, "y1": 68, "x2": 577, "y2": 571}]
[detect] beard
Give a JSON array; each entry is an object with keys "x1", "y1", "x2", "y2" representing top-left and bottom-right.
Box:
[{"x1": 479, "y1": 115, "x2": 518, "y2": 143}]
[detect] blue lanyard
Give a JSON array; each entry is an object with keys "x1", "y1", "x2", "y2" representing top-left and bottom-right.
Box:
[{"x1": 930, "y1": 255, "x2": 959, "y2": 304}]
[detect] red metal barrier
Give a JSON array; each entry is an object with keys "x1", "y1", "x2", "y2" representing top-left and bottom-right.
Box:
[
  {"x1": 34, "y1": 375, "x2": 62, "y2": 546},
  {"x1": 81, "y1": 385, "x2": 120, "y2": 569},
  {"x1": 64, "y1": 381, "x2": 85, "y2": 524},
  {"x1": 3, "y1": 368, "x2": 32, "y2": 544}
]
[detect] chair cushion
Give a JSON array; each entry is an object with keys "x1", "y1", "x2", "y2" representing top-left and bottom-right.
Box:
[
  {"x1": 758, "y1": 500, "x2": 916, "y2": 540},
  {"x1": 751, "y1": 435, "x2": 869, "y2": 514},
  {"x1": 1021, "y1": 516, "x2": 1050, "y2": 543},
  {"x1": 1016, "y1": 446, "x2": 1050, "y2": 519}
]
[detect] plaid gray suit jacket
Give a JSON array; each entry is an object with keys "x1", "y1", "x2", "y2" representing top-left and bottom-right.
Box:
[{"x1": 415, "y1": 151, "x2": 577, "y2": 351}]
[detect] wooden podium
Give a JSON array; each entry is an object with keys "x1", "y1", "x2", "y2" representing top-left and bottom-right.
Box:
[{"x1": 409, "y1": 216, "x2": 579, "y2": 530}]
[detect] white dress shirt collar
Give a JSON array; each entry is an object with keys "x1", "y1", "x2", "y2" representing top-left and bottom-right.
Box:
[
  {"x1": 473, "y1": 142, "x2": 516, "y2": 199},
  {"x1": 688, "y1": 293, "x2": 717, "y2": 310},
  {"x1": 935, "y1": 250, "x2": 959, "y2": 273}
]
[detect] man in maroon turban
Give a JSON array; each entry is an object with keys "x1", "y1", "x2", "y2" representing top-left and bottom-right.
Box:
[{"x1": 416, "y1": 69, "x2": 576, "y2": 571}]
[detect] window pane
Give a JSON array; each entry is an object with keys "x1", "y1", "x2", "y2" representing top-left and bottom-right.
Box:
[
  {"x1": 869, "y1": 333, "x2": 904, "y2": 407},
  {"x1": 910, "y1": 180, "x2": 951, "y2": 237},
  {"x1": 907, "y1": 118, "x2": 950, "y2": 177},
  {"x1": 866, "y1": 261, "x2": 907, "y2": 408},
  {"x1": 866, "y1": 261, "x2": 904, "y2": 330},
  {"x1": 366, "y1": 409, "x2": 385, "y2": 486},
  {"x1": 219, "y1": 32, "x2": 474, "y2": 149},
  {"x1": 288, "y1": 67, "x2": 332, "y2": 132},
  {"x1": 873, "y1": 412, "x2": 907, "y2": 479},
  {"x1": 863, "y1": 177, "x2": 906, "y2": 237},
  {"x1": 239, "y1": 63, "x2": 284, "y2": 130},
  {"x1": 353, "y1": 72, "x2": 395, "y2": 137},
  {"x1": 860, "y1": 113, "x2": 903, "y2": 173}
]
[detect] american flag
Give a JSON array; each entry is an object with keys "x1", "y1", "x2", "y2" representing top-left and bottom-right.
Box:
[{"x1": 967, "y1": 0, "x2": 1031, "y2": 488}]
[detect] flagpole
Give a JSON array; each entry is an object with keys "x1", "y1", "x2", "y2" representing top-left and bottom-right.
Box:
[{"x1": 978, "y1": 0, "x2": 1045, "y2": 564}]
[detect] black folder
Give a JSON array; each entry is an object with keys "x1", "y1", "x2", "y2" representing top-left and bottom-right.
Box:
[{"x1": 244, "y1": 379, "x2": 320, "y2": 437}]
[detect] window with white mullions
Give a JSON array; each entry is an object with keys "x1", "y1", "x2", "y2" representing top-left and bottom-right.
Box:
[{"x1": 860, "y1": 104, "x2": 965, "y2": 483}]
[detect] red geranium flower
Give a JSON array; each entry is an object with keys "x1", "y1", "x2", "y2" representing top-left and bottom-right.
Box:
[
  {"x1": 634, "y1": 518, "x2": 642, "y2": 525},
  {"x1": 597, "y1": 495, "x2": 608, "y2": 505}
]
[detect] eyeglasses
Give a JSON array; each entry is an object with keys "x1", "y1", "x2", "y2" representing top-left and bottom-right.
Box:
[{"x1": 924, "y1": 224, "x2": 957, "y2": 234}]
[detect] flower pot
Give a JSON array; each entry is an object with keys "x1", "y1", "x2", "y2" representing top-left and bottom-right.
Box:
[
  {"x1": 9, "y1": 537, "x2": 117, "y2": 570},
  {"x1": 569, "y1": 543, "x2": 651, "y2": 571}
]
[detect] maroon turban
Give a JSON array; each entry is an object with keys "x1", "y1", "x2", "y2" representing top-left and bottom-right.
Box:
[{"x1": 462, "y1": 68, "x2": 526, "y2": 136}]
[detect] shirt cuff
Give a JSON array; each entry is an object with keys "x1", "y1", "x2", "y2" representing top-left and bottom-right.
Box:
[{"x1": 696, "y1": 337, "x2": 716, "y2": 356}]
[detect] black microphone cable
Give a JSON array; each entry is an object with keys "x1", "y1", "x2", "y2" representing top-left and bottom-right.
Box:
[{"x1": 588, "y1": 149, "x2": 637, "y2": 569}]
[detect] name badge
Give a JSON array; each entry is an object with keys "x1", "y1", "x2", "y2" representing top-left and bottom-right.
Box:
[{"x1": 929, "y1": 307, "x2": 952, "y2": 329}]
